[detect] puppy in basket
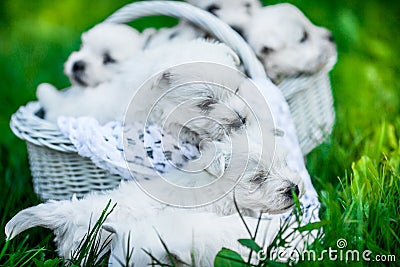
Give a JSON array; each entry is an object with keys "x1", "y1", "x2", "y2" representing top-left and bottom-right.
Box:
[
  {"x1": 144, "y1": 0, "x2": 261, "y2": 48},
  {"x1": 245, "y1": 3, "x2": 337, "y2": 82},
  {"x1": 36, "y1": 23, "x2": 239, "y2": 124},
  {"x1": 36, "y1": 23, "x2": 150, "y2": 123},
  {"x1": 150, "y1": 1, "x2": 336, "y2": 83},
  {"x1": 186, "y1": 0, "x2": 261, "y2": 35}
]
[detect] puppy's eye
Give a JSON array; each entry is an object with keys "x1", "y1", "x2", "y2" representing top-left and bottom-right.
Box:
[
  {"x1": 251, "y1": 174, "x2": 267, "y2": 184},
  {"x1": 231, "y1": 26, "x2": 244, "y2": 37},
  {"x1": 206, "y1": 4, "x2": 220, "y2": 15},
  {"x1": 103, "y1": 52, "x2": 116, "y2": 64},
  {"x1": 261, "y1": 46, "x2": 274, "y2": 55},
  {"x1": 244, "y1": 2, "x2": 251, "y2": 9},
  {"x1": 300, "y1": 31, "x2": 309, "y2": 43}
]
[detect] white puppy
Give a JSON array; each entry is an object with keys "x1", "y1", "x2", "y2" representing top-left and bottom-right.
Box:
[
  {"x1": 64, "y1": 23, "x2": 145, "y2": 88},
  {"x1": 245, "y1": 4, "x2": 337, "y2": 82},
  {"x1": 37, "y1": 23, "x2": 147, "y2": 122},
  {"x1": 5, "y1": 147, "x2": 302, "y2": 263},
  {"x1": 143, "y1": 0, "x2": 261, "y2": 49},
  {"x1": 143, "y1": 21, "x2": 205, "y2": 49},
  {"x1": 187, "y1": 0, "x2": 261, "y2": 34},
  {"x1": 146, "y1": 1, "x2": 336, "y2": 84},
  {"x1": 37, "y1": 39, "x2": 239, "y2": 124}
]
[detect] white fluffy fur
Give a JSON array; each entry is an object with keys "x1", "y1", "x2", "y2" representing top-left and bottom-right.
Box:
[
  {"x1": 245, "y1": 3, "x2": 337, "y2": 82},
  {"x1": 143, "y1": 0, "x2": 261, "y2": 51},
  {"x1": 145, "y1": 0, "x2": 261, "y2": 49},
  {"x1": 36, "y1": 23, "x2": 145, "y2": 123},
  {"x1": 105, "y1": 212, "x2": 262, "y2": 266},
  {"x1": 187, "y1": 0, "x2": 261, "y2": 31},
  {"x1": 143, "y1": 21, "x2": 204, "y2": 49},
  {"x1": 105, "y1": 210, "x2": 308, "y2": 266},
  {"x1": 5, "y1": 193, "x2": 301, "y2": 266},
  {"x1": 64, "y1": 23, "x2": 146, "y2": 87}
]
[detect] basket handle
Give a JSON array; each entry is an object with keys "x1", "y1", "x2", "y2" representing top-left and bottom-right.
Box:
[
  {"x1": 104, "y1": 1, "x2": 311, "y2": 178},
  {"x1": 104, "y1": 1, "x2": 268, "y2": 82}
]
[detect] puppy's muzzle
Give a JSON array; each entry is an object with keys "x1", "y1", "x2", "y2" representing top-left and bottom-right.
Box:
[{"x1": 72, "y1": 60, "x2": 86, "y2": 73}]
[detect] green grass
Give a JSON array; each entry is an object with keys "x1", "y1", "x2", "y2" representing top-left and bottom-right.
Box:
[
  {"x1": 215, "y1": 124, "x2": 400, "y2": 266},
  {"x1": 0, "y1": 0, "x2": 399, "y2": 266}
]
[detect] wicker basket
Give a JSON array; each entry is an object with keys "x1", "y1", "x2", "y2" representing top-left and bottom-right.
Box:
[
  {"x1": 11, "y1": 102, "x2": 122, "y2": 200},
  {"x1": 10, "y1": 1, "x2": 335, "y2": 201},
  {"x1": 278, "y1": 71, "x2": 334, "y2": 155}
]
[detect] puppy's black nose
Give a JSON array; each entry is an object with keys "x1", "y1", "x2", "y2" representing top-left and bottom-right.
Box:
[
  {"x1": 72, "y1": 60, "x2": 85, "y2": 73},
  {"x1": 285, "y1": 184, "x2": 300, "y2": 197},
  {"x1": 293, "y1": 185, "x2": 300, "y2": 196}
]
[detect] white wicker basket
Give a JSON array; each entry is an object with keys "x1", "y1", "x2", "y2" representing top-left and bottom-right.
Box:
[
  {"x1": 278, "y1": 71, "x2": 334, "y2": 155},
  {"x1": 11, "y1": 102, "x2": 122, "y2": 200},
  {"x1": 10, "y1": 1, "x2": 334, "y2": 201}
]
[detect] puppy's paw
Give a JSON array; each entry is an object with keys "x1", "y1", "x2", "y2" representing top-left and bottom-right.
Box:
[
  {"x1": 36, "y1": 83, "x2": 59, "y2": 104},
  {"x1": 196, "y1": 140, "x2": 227, "y2": 178}
]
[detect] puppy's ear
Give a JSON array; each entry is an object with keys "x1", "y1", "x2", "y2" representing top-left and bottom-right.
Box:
[
  {"x1": 206, "y1": 153, "x2": 226, "y2": 178},
  {"x1": 5, "y1": 202, "x2": 67, "y2": 240}
]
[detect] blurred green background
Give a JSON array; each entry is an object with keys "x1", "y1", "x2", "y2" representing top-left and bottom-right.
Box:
[{"x1": 0, "y1": 0, "x2": 399, "y2": 265}]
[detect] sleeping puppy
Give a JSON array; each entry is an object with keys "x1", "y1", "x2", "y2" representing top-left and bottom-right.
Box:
[
  {"x1": 148, "y1": 1, "x2": 336, "y2": 84},
  {"x1": 37, "y1": 23, "x2": 148, "y2": 122},
  {"x1": 144, "y1": 0, "x2": 261, "y2": 49},
  {"x1": 186, "y1": 0, "x2": 261, "y2": 35},
  {"x1": 5, "y1": 147, "x2": 303, "y2": 263},
  {"x1": 245, "y1": 4, "x2": 337, "y2": 82},
  {"x1": 143, "y1": 21, "x2": 205, "y2": 49}
]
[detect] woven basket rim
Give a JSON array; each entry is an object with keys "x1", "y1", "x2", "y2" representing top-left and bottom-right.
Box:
[{"x1": 10, "y1": 101, "x2": 77, "y2": 153}]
